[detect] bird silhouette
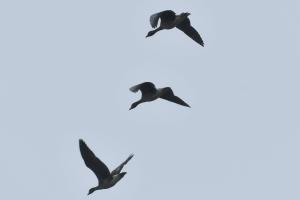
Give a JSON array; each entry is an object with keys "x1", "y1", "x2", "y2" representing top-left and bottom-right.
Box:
[
  {"x1": 129, "y1": 82, "x2": 190, "y2": 110},
  {"x1": 146, "y1": 10, "x2": 204, "y2": 46},
  {"x1": 79, "y1": 139, "x2": 134, "y2": 195}
]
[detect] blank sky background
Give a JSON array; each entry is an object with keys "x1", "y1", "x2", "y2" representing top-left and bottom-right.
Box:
[{"x1": 0, "y1": 0, "x2": 299, "y2": 199}]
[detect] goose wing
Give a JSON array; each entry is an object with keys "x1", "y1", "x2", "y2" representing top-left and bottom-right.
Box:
[
  {"x1": 160, "y1": 87, "x2": 190, "y2": 107},
  {"x1": 111, "y1": 154, "x2": 134, "y2": 175},
  {"x1": 176, "y1": 18, "x2": 204, "y2": 46},
  {"x1": 79, "y1": 139, "x2": 111, "y2": 182},
  {"x1": 150, "y1": 10, "x2": 176, "y2": 28},
  {"x1": 130, "y1": 82, "x2": 157, "y2": 97}
]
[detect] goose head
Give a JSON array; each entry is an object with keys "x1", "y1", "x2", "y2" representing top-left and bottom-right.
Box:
[
  {"x1": 129, "y1": 101, "x2": 140, "y2": 110},
  {"x1": 146, "y1": 30, "x2": 157, "y2": 37},
  {"x1": 88, "y1": 186, "x2": 100, "y2": 195}
]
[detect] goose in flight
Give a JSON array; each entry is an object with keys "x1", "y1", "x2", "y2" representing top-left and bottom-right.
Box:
[
  {"x1": 146, "y1": 10, "x2": 204, "y2": 46},
  {"x1": 79, "y1": 139, "x2": 134, "y2": 195},
  {"x1": 129, "y1": 82, "x2": 190, "y2": 110}
]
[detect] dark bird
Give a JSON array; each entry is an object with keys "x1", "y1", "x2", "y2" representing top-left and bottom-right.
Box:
[
  {"x1": 79, "y1": 139, "x2": 134, "y2": 195},
  {"x1": 129, "y1": 82, "x2": 190, "y2": 110},
  {"x1": 146, "y1": 10, "x2": 204, "y2": 46}
]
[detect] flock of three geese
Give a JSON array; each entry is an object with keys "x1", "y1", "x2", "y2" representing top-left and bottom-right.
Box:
[{"x1": 79, "y1": 10, "x2": 204, "y2": 195}]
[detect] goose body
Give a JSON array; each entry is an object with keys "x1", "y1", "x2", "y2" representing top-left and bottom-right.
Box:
[
  {"x1": 79, "y1": 139, "x2": 134, "y2": 194},
  {"x1": 129, "y1": 82, "x2": 190, "y2": 110},
  {"x1": 146, "y1": 10, "x2": 204, "y2": 46}
]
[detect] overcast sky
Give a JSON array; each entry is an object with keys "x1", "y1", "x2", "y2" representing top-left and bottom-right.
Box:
[{"x1": 0, "y1": 0, "x2": 300, "y2": 200}]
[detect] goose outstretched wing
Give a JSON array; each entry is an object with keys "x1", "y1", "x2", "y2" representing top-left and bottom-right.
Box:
[
  {"x1": 176, "y1": 18, "x2": 204, "y2": 46},
  {"x1": 111, "y1": 154, "x2": 134, "y2": 175},
  {"x1": 79, "y1": 139, "x2": 111, "y2": 182},
  {"x1": 150, "y1": 10, "x2": 176, "y2": 28},
  {"x1": 160, "y1": 87, "x2": 190, "y2": 107}
]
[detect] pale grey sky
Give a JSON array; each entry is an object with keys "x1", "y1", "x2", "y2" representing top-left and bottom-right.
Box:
[{"x1": 0, "y1": 0, "x2": 300, "y2": 200}]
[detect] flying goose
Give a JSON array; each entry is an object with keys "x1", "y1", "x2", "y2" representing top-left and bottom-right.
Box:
[
  {"x1": 79, "y1": 139, "x2": 134, "y2": 195},
  {"x1": 129, "y1": 82, "x2": 190, "y2": 110},
  {"x1": 146, "y1": 10, "x2": 204, "y2": 46}
]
